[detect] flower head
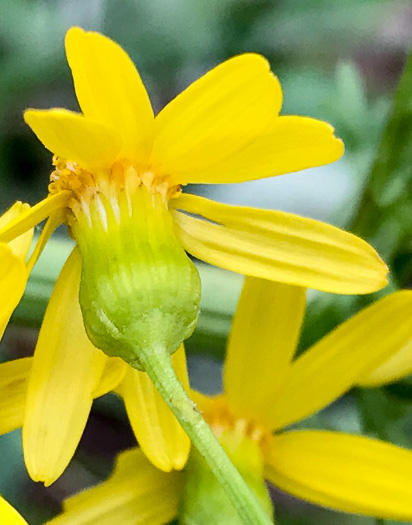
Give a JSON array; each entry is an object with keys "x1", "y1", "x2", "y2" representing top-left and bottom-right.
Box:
[
  {"x1": 0, "y1": 27, "x2": 387, "y2": 365},
  {"x1": 48, "y1": 278, "x2": 412, "y2": 523},
  {"x1": 0, "y1": 28, "x2": 389, "y2": 496}
]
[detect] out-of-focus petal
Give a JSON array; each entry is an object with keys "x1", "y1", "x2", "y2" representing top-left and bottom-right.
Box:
[
  {"x1": 0, "y1": 358, "x2": 31, "y2": 435},
  {"x1": 151, "y1": 54, "x2": 282, "y2": 183},
  {"x1": 119, "y1": 345, "x2": 190, "y2": 471},
  {"x1": 173, "y1": 194, "x2": 388, "y2": 294},
  {"x1": 265, "y1": 430, "x2": 412, "y2": 521},
  {"x1": 65, "y1": 27, "x2": 154, "y2": 162},
  {"x1": 266, "y1": 291, "x2": 412, "y2": 430},
  {"x1": 48, "y1": 448, "x2": 182, "y2": 525},
  {"x1": 0, "y1": 244, "x2": 28, "y2": 340},
  {"x1": 0, "y1": 193, "x2": 70, "y2": 245},
  {"x1": 24, "y1": 109, "x2": 121, "y2": 169},
  {"x1": 176, "y1": 116, "x2": 343, "y2": 184},
  {"x1": 224, "y1": 277, "x2": 305, "y2": 426},
  {"x1": 23, "y1": 249, "x2": 107, "y2": 486},
  {"x1": 357, "y1": 338, "x2": 412, "y2": 387},
  {"x1": 0, "y1": 202, "x2": 33, "y2": 260},
  {"x1": 0, "y1": 496, "x2": 28, "y2": 524}
]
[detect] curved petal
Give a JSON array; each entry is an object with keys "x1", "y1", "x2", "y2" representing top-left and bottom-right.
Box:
[
  {"x1": 0, "y1": 356, "x2": 125, "y2": 438},
  {"x1": 173, "y1": 194, "x2": 388, "y2": 294},
  {"x1": 119, "y1": 345, "x2": 190, "y2": 472},
  {"x1": 224, "y1": 277, "x2": 305, "y2": 427},
  {"x1": 0, "y1": 202, "x2": 33, "y2": 260},
  {"x1": 357, "y1": 339, "x2": 412, "y2": 387},
  {"x1": 176, "y1": 116, "x2": 344, "y2": 184},
  {"x1": 151, "y1": 54, "x2": 282, "y2": 182},
  {"x1": 26, "y1": 212, "x2": 63, "y2": 273},
  {"x1": 65, "y1": 27, "x2": 154, "y2": 163},
  {"x1": 24, "y1": 109, "x2": 121, "y2": 169},
  {"x1": 0, "y1": 497, "x2": 27, "y2": 524},
  {"x1": 48, "y1": 448, "x2": 182, "y2": 525},
  {"x1": 0, "y1": 358, "x2": 31, "y2": 435},
  {"x1": 0, "y1": 244, "x2": 28, "y2": 340},
  {"x1": 265, "y1": 430, "x2": 412, "y2": 521},
  {"x1": 0, "y1": 193, "x2": 70, "y2": 244},
  {"x1": 93, "y1": 357, "x2": 128, "y2": 398},
  {"x1": 23, "y1": 249, "x2": 107, "y2": 486},
  {"x1": 267, "y1": 291, "x2": 412, "y2": 430}
]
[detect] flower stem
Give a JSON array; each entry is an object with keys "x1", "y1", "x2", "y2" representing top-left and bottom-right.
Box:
[{"x1": 136, "y1": 344, "x2": 273, "y2": 525}]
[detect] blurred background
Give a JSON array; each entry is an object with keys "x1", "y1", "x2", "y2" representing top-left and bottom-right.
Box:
[{"x1": 1, "y1": 0, "x2": 412, "y2": 523}]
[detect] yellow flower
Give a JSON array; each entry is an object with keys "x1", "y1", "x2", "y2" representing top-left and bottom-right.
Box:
[
  {"x1": 0, "y1": 496, "x2": 27, "y2": 525},
  {"x1": 0, "y1": 28, "x2": 387, "y2": 327},
  {"x1": 48, "y1": 279, "x2": 412, "y2": 524},
  {"x1": 0, "y1": 27, "x2": 387, "y2": 491}
]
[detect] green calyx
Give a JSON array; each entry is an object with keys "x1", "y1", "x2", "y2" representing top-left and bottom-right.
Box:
[
  {"x1": 72, "y1": 185, "x2": 201, "y2": 368},
  {"x1": 180, "y1": 429, "x2": 274, "y2": 524}
]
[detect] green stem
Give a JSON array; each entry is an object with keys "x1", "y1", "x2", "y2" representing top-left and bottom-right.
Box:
[{"x1": 136, "y1": 345, "x2": 273, "y2": 525}]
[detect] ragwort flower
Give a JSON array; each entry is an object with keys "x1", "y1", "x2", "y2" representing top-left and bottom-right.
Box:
[
  {"x1": 0, "y1": 27, "x2": 387, "y2": 501},
  {"x1": 49, "y1": 279, "x2": 412, "y2": 524},
  {"x1": 0, "y1": 28, "x2": 387, "y2": 362}
]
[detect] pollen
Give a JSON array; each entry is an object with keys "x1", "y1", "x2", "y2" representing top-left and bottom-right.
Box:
[{"x1": 48, "y1": 156, "x2": 182, "y2": 223}]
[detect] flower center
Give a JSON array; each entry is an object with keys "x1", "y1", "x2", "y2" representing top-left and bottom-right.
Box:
[
  {"x1": 49, "y1": 156, "x2": 181, "y2": 225},
  {"x1": 188, "y1": 395, "x2": 274, "y2": 520},
  {"x1": 202, "y1": 396, "x2": 272, "y2": 451}
]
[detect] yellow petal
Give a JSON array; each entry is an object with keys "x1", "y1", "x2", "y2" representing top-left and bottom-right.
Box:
[
  {"x1": 23, "y1": 248, "x2": 107, "y2": 485},
  {"x1": 26, "y1": 212, "x2": 63, "y2": 273},
  {"x1": 48, "y1": 448, "x2": 182, "y2": 525},
  {"x1": 93, "y1": 357, "x2": 128, "y2": 398},
  {"x1": 0, "y1": 202, "x2": 33, "y2": 260},
  {"x1": 119, "y1": 345, "x2": 190, "y2": 471},
  {"x1": 265, "y1": 430, "x2": 412, "y2": 521},
  {"x1": 267, "y1": 291, "x2": 412, "y2": 430},
  {"x1": 176, "y1": 116, "x2": 344, "y2": 184},
  {"x1": 0, "y1": 496, "x2": 27, "y2": 524},
  {"x1": 0, "y1": 244, "x2": 28, "y2": 340},
  {"x1": 24, "y1": 109, "x2": 121, "y2": 169},
  {"x1": 358, "y1": 339, "x2": 412, "y2": 387},
  {"x1": 0, "y1": 358, "x2": 31, "y2": 435},
  {"x1": 224, "y1": 277, "x2": 305, "y2": 426},
  {"x1": 173, "y1": 194, "x2": 388, "y2": 294},
  {"x1": 0, "y1": 193, "x2": 70, "y2": 244},
  {"x1": 0, "y1": 356, "x2": 125, "y2": 439},
  {"x1": 65, "y1": 27, "x2": 154, "y2": 163},
  {"x1": 151, "y1": 54, "x2": 282, "y2": 182}
]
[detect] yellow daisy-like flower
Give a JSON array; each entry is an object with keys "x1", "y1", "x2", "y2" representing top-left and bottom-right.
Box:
[
  {"x1": 49, "y1": 279, "x2": 412, "y2": 524},
  {"x1": 0, "y1": 496, "x2": 27, "y2": 525},
  {"x1": 0, "y1": 26, "x2": 387, "y2": 501},
  {"x1": 0, "y1": 28, "x2": 387, "y2": 338}
]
